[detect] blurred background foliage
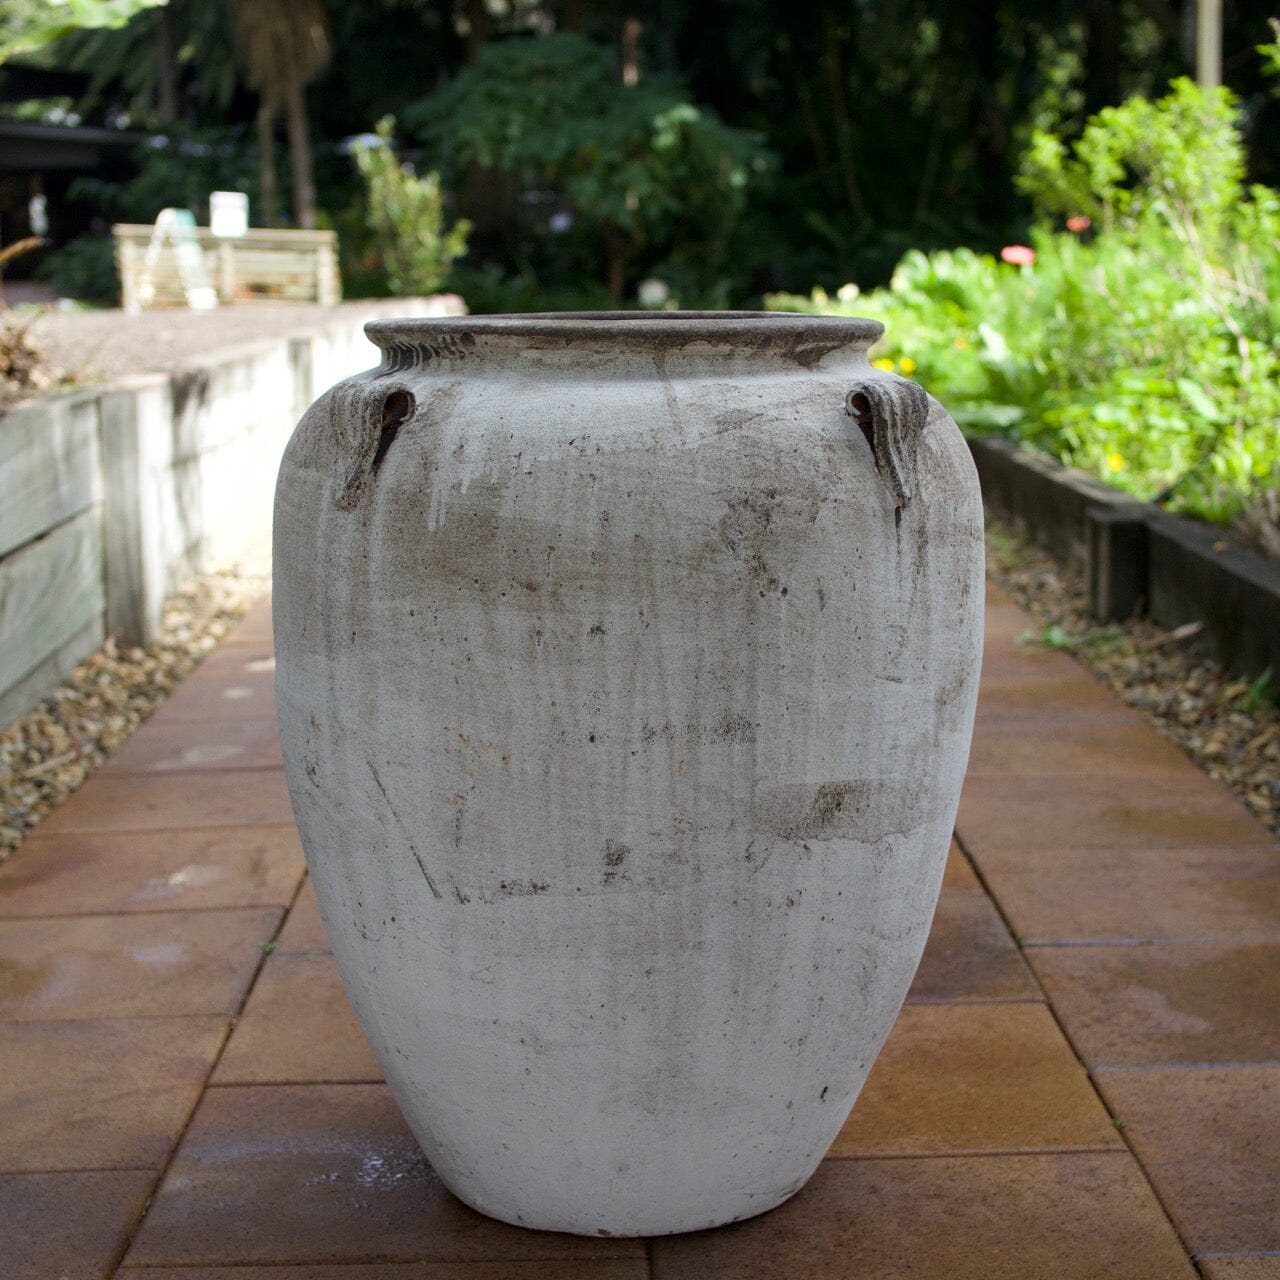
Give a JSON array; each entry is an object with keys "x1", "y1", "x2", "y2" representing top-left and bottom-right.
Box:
[
  {"x1": 1, "y1": 0, "x2": 1278, "y2": 540},
  {"x1": 6, "y1": 0, "x2": 1280, "y2": 306}
]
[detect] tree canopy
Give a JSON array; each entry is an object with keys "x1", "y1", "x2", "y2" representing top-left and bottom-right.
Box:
[{"x1": 9, "y1": 0, "x2": 1280, "y2": 303}]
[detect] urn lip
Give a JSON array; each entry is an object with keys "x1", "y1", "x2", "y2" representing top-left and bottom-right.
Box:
[{"x1": 365, "y1": 310, "x2": 884, "y2": 368}]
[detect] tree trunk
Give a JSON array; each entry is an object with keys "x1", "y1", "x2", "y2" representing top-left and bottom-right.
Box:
[
  {"x1": 821, "y1": 8, "x2": 866, "y2": 218},
  {"x1": 258, "y1": 102, "x2": 278, "y2": 228},
  {"x1": 463, "y1": 0, "x2": 489, "y2": 62},
  {"x1": 155, "y1": 7, "x2": 178, "y2": 125},
  {"x1": 283, "y1": 80, "x2": 316, "y2": 229},
  {"x1": 605, "y1": 229, "x2": 630, "y2": 303}
]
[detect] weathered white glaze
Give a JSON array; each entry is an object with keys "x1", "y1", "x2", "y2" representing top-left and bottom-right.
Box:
[{"x1": 273, "y1": 312, "x2": 983, "y2": 1236}]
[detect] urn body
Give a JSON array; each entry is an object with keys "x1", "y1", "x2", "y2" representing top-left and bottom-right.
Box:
[{"x1": 273, "y1": 313, "x2": 984, "y2": 1236}]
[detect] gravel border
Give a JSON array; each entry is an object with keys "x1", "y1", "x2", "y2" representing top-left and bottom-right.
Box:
[
  {"x1": 0, "y1": 549, "x2": 270, "y2": 860},
  {"x1": 3, "y1": 521, "x2": 1274, "y2": 863},
  {"x1": 986, "y1": 519, "x2": 1279, "y2": 838}
]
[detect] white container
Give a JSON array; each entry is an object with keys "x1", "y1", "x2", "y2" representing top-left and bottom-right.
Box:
[{"x1": 273, "y1": 313, "x2": 983, "y2": 1236}]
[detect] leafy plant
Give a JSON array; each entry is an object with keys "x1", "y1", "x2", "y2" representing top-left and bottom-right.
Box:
[
  {"x1": 770, "y1": 76, "x2": 1280, "y2": 550},
  {"x1": 406, "y1": 33, "x2": 771, "y2": 302},
  {"x1": 37, "y1": 234, "x2": 118, "y2": 305},
  {"x1": 352, "y1": 116, "x2": 470, "y2": 298},
  {"x1": 0, "y1": 0, "x2": 168, "y2": 63}
]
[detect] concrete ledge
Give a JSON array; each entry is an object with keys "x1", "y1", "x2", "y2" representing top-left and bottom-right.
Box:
[
  {"x1": 967, "y1": 436, "x2": 1143, "y2": 572},
  {"x1": 1147, "y1": 513, "x2": 1280, "y2": 679},
  {"x1": 1, "y1": 298, "x2": 439, "y2": 723},
  {"x1": 970, "y1": 435, "x2": 1280, "y2": 680}
]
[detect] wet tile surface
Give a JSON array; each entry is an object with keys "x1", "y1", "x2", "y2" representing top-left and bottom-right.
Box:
[
  {"x1": 36, "y1": 768, "x2": 294, "y2": 835},
  {"x1": 213, "y1": 951, "x2": 381, "y2": 1084},
  {"x1": 958, "y1": 775, "x2": 1276, "y2": 853},
  {"x1": 1199, "y1": 1260, "x2": 1280, "y2": 1280},
  {"x1": 1097, "y1": 1067, "x2": 1280, "y2": 1254},
  {"x1": 277, "y1": 877, "x2": 330, "y2": 951},
  {"x1": 1029, "y1": 943, "x2": 1280, "y2": 1067},
  {"x1": 0, "y1": 1169, "x2": 154, "y2": 1280},
  {"x1": 907, "y1": 892, "x2": 1039, "y2": 1003},
  {"x1": 971, "y1": 844, "x2": 1280, "y2": 944},
  {"x1": 126, "y1": 1084, "x2": 645, "y2": 1266},
  {"x1": 0, "y1": 826, "x2": 304, "y2": 917},
  {"x1": 972, "y1": 676, "x2": 1145, "y2": 722},
  {"x1": 8, "y1": 582, "x2": 1276, "y2": 1273},
  {"x1": 0, "y1": 1016, "x2": 227, "y2": 1170},
  {"x1": 651, "y1": 1153, "x2": 1196, "y2": 1279},
  {"x1": 966, "y1": 717, "x2": 1199, "y2": 777},
  {"x1": 830, "y1": 1004, "x2": 1120, "y2": 1157},
  {"x1": 222, "y1": 597, "x2": 274, "y2": 645},
  {"x1": 105, "y1": 714, "x2": 284, "y2": 772},
  {"x1": 144, "y1": 650, "x2": 279, "y2": 724},
  {"x1": 0, "y1": 909, "x2": 279, "y2": 1021},
  {"x1": 120, "y1": 1265, "x2": 650, "y2": 1279}
]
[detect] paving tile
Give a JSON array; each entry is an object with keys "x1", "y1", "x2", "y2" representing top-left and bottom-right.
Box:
[
  {"x1": 0, "y1": 826, "x2": 304, "y2": 917},
  {"x1": 1200, "y1": 1259, "x2": 1280, "y2": 1280},
  {"x1": 145, "y1": 662, "x2": 277, "y2": 724},
  {"x1": 1098, "y1": 1067, "x2": 1280, "y2": 1254},
  {"x1": 214, "y1": 951, "x2": 380, "y2": 1084},
  {"x1": 973, "y1": 675, "x2": 1147, "y2": 722},
  {"x1": 0, "y1": 1170, "x2": 154, "y2": 1280},
  {"x1": 37, "y1": 768, "x2": 294, "y2": 835},
  {"x1": 121, "y1": 1264, "x2": 648, "y2": 1278},
  {"x1": 222, "y1": 596, "x2": 274, "y2": 647},
  {"x1": 907, "y1": 892, "x2": 1038, "y2": 1004},
  {"x1": 1029, "y1": 943, "x2": 1280, "y2": 1067},
  {"x1": 105, "y1": 715, "x2": 283, "y2": 772},
  {"x1": 651, "y1": 1151, "x2": 1196, "y2": 1279},
  {"x1": 966, "y1": 717, "x2": 1196, "y2": 777},
  {"x1": 125, "y1": 1084, "x2": 644, "y2": 1266},
  {"x1": 940, "y1": 840, "x2": 981, "y2": 893},
  {"x1": 983, "y1": 602, "x2": 1037, "y2": 644},
  {"x1": 957, "y1": 775, "x2": 1275, "y2": 854},
  {"x1": 971, "y1": 844, "x2": 1280, "y2": 944},
  {"x1": 979, "y1": 644, "x2": 1101, "y2": 683},
  {"x1": 829, "y1": 1003, "x2": 1119, "y2": 1157},
  {"x1": 0, "y1": 1016, "x2": 227, "y2": 1170},
  {"x1": 0, "y1": 909, "x2": 278, "y2": 1021},
  {"x1": 277, "y1": 877, "x2": 330, "y2": 951}
]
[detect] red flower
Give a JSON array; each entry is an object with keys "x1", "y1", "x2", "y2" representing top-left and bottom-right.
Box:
[
  {"x1": 1000, "y1": 244, "x2": 1036, "y2": 266},
  {"x1": 1066, "y1": 216, "x2": 1092, "y2": 232}
]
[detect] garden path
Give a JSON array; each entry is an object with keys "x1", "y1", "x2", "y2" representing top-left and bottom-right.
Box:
[{"x1": 0, "y1": 580, "x2": 1276, "y2": 1278}]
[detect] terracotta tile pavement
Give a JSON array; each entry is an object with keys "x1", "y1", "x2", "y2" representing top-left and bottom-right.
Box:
[
  {"x1": 1199, "y1": 1260, "x2": 1280, "y2": 1280},
  {"x1": 0, "y1": 1170, "x2": 154, "y2": 1280},
  {"x1": 0, "y1": 583, "x2": 1276, "y2": 1277},
  {"x1": 0, "y1": 826, "x2": 304, "y2": 917}
]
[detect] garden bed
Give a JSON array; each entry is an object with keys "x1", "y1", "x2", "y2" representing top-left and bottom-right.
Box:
[
  {"x1": 985, "y1": 520, "x2": 1279, "y2": 839},
  {"x1": 971, "y1": 435, "x2": 1280, "y2": 683}
]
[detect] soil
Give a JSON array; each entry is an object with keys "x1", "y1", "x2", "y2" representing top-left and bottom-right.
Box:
[{"x1": 986, "y1": 520, "x2": 1279, "y2": 838}]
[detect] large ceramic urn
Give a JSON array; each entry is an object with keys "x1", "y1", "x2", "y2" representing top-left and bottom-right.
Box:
[{"x1": 273, "y1": 312, "x2": 983, "y2": 1237}]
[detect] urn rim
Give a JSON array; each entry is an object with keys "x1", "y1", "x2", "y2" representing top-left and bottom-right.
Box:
[{"x1": 365, "y1": 310, "x2": 884, "y2": 363}]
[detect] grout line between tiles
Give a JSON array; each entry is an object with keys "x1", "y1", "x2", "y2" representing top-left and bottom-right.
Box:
[
  {"x1": 951, "y1": 824, "x2": 1202, "y2": 1270},
  {"x1": 104, "y1": 866, "x2": 308, "y2": 1278}
]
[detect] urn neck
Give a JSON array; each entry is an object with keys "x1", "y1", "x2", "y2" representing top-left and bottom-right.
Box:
[{"x1": 364, "y1": 312, "x2": 883, "y2": 378}]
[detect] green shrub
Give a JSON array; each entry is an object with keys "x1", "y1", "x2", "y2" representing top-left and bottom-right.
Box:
[
  {"x1": 352, "y1": 117, "x2": 471, "y2": 297},
  {"x1": 406, "y1": 33, "x2": 772, "y2": 303},
  {"x1": 37, "y1": 234, "x2": 119, "y2": 306},
  {"x1": 770, "y1": 77, "x2": 1280, "y2": 539}
]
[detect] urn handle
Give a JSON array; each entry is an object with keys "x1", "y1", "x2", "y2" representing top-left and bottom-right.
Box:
[
  {"x1": 844, "y1": 375, "x2": 929, "y2": 511},
  {"x1": 332, "y1": 382, "x2": 417, "y2": 511}
]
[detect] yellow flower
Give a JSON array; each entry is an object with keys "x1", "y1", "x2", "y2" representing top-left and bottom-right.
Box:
[
  {"x1": 954, "y1": 337, "x2": 969, "y2": 349},
  {"x1": 899, "y1": 357, "x2": 917, "y2": 375},
  {"x1": 872, "y1": 357, "x2": 895, "y2": 372},
  {"x1": 1107, "y1": 453, "x2": 1124, "y2": 472}
]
